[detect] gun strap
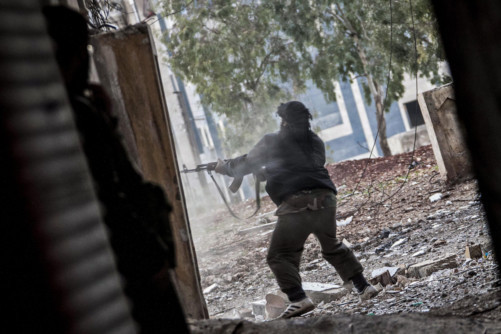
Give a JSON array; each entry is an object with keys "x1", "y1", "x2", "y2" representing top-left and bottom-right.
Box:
[{"x1": 208, "y1": 170, "x2": 261, "y2": 220}]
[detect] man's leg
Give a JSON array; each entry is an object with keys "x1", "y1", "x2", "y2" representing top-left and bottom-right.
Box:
[
  {"x1": 266, "y1": 212, "x2": 311, "y2": 302},
  {"x1": 313, "y1": 206, "x2": 377, "y2": 300},
  {"x1": 267, "y1": 212, "x2": 317, "y2": 318},
  {"x1": 312, "y1": 206, "x2": 363, "y2": 281}
]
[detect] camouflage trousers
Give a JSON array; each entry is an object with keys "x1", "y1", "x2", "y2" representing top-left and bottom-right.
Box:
[{"x1": 267, "y1": 189, "x2": 363, "y2": 293}]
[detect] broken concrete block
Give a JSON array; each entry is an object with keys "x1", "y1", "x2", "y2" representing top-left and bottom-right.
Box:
[
  {"x1": 369, "y1": 270, "x2": 396, "y2": 287},
  {"x1": 465, "y1": 244, "x2": 483, "y2": 259},
  {"x1": 302, "y1": 282, "x2": 341, "y2": 290},
  {"x1": 307, "y1": 287, "x2": 348, "y2": 304},
  {"x1": 302, "y1": 282, "x2": 348, "y2": 304},
  {"x1": 408, "y1": 254, "x2": 457, "y2": 278},
  {"x1": 251, "y1": 300, "x2": 266, "y2": 318},
  {"x1": 371, "y1": 267, "x2": 399, "y2": 278}
]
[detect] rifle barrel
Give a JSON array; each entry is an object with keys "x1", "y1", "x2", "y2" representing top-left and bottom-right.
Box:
[{"x1": 181, "y1": 162, "x2": 217, "y2": 173}]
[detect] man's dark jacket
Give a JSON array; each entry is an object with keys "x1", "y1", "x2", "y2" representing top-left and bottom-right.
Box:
[{"x1": 222, "y1": 131, "x2": 337, "y2": 205}]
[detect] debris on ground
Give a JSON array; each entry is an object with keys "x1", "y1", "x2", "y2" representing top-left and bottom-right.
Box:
[{"x1": 189, "y1": 145, "x2": 500, "y2": 322}]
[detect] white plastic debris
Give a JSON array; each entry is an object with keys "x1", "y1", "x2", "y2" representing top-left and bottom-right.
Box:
[
  {"x1": 429, "y1": 193, "x2": 443, "y2": 202},
  {"x1": 337, "y1": 216, "x2": 353, "y2": 226}
]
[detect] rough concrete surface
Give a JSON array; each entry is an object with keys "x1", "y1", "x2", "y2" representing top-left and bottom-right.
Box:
[{"x1": 189, "y1": 312, "x2": 501, "y2": 334}]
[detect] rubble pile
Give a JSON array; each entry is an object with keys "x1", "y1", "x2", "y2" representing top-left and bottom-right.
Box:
[{"x1": 189, "y1": 145, "x2": 500, "y2": 321}]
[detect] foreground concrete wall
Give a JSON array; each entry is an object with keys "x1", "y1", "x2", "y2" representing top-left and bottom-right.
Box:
[
  {"x1": 189, "y1": 308, "x2": 501, "y2": 334},
  {"x1": 90, "y1": 24, "x2": 208, "y2": 319},
  {"x1": 418, "y1": 84, "x2": 472, "y2": 182}
]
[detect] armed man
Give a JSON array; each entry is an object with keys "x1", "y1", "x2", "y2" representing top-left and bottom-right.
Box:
[{"x1": 213, "y1": 101, "x2": 378, "y2": 318}]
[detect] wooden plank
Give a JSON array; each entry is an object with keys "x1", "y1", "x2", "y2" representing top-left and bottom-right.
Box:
[{"x1": 90, "y1": 24, "x2": 208, "y2": 319}]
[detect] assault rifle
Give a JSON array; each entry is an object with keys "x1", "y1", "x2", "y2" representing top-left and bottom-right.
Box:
[
  {"x1": 181, "y1": 161, "x2": 244, "y2": 193},
  {"x1": 181, "y1": 161, "x2": 262, "y2": 219}
]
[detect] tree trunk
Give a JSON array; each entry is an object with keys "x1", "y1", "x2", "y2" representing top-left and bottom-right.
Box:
[
  {"x1": 355, "y1": 40, "x2": 392, "y2": 156},
  {"x1": 374, "y1": 84, "x2": 392, "y2": 156}
]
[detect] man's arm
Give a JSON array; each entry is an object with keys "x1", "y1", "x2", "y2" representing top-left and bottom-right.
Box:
[{"x1": 215, "y1": 135, "x2": 270, "y2": 177}]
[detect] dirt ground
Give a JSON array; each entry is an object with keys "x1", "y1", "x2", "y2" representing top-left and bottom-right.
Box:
[{"x1": 188, "y1": 145, "x2": 501, "y2": 331}]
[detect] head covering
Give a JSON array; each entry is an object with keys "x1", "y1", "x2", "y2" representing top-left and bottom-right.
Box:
[{"x1": 277, "y1": 101, "x2": 312, "y2": 124}]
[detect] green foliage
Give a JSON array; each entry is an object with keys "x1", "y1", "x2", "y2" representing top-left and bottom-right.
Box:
[
  {"x1": 271, "y1": 0, "x2": 449, "y2": 109},
  {"x1": 160, "y1": 0, "x2": 448, "y2": 156},
  {"x1": 162, "y1": 0, "x2": 309, "y2": 153}
]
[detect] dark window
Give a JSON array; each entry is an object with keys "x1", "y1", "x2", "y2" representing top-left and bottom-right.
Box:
[{"x1": 404, "y1": 100, "x2": 425, "y2": 128}]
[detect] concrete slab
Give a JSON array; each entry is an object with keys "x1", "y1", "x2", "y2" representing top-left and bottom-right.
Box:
[{"x1": 408, "y1": 254, "x2": 457, "y2": 278}]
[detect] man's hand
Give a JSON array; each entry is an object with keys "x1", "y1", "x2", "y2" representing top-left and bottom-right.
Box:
[{"x1": 214, "y1": 159, "x2": 227, "y2": 175}]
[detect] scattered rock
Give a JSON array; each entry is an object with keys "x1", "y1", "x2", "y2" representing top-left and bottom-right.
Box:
[
  {"x1": 369, "y1": 270, "x2": 396, "y2": 287},
  {"x1": 371, "y1": 267, "x2": 399, "y2": 278},
  {"x1": 337, "y1": 216, "x2": 353, "y2": 226},
  {"x1": 380, "y1": 228, "x2": 391, "y2": 239},
  {"x1": 375, "y1": 242, "x2": 392, "y2": 254},
  {"x1": 193, "y1": 145, "x2": 496, "y2": 320},
  {"x1": 411, "y1": 249, "x2": 427, "y2": 257},
  {"x1": 395, "y1": 275, "x2": 410, "y2": 287},
  {"x1": 433, "y1": 239, "x2": 447, "y2": 247},
  {"x1": 391, "y1": 238, "x2": 407, "y2": 249},
  {"x1": 430, "y1": 193, "x2": 443, "y2": 202},
  {"x1": 203, "y1": 283, "x2": 219, "y2": 294}
]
